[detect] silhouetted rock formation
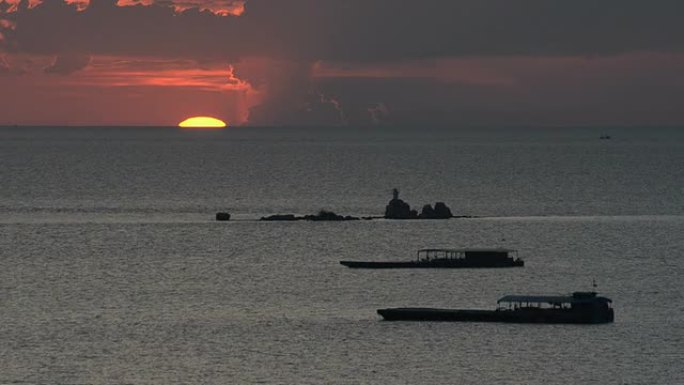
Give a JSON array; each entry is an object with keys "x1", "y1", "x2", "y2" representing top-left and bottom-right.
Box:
[
  {"x1": 417, "y1": 202, "x2": 453, "y2": 219},
  {"x1": 419, "y1": 204, "x2": 436, "y2": 218},
  {"x1": 434, "y1": 202, "x2": 453, "y2": 218},
  {"x1": 385, "y1": 188, "x2": 454, "y2": 219},
  {"x1": 385, "y1": 188, "x2": 418, "y2": 219},
  {"x1": 215, "y1": 212, "x2": 231, "y2": 221}
]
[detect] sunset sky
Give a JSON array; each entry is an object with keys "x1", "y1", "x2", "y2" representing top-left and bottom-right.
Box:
[{"x1": 1, "y1": 0, "x2": 683, "y2": 126}]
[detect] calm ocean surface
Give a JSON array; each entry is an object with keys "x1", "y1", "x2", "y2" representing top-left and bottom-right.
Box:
[{"x1": 0, "y1": 126, "x2": 683, "y2": 384}]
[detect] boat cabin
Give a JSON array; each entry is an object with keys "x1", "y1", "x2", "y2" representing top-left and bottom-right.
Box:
[
  {"x1": 417, "y1": 248, "x2": 517, "y2": 262},
  {"x1": 496, "y1": 291, "x2": 613, "y2": 312}
]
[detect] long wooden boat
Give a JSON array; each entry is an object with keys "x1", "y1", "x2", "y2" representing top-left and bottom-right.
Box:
[
  {"x1": 340, "y1": 248, "x2": 523, "y2": 269},
  {"x1": 378, "y1": 292, "x2": 614, "y2": 324}
]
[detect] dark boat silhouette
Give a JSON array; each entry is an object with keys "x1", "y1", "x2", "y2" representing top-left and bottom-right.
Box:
[
  {"x1": 340, "y1": 248, "x2": 523, "y2": 269},
  {"x1": 378, "y1": 291, "x2": 614, "y2": 324}
]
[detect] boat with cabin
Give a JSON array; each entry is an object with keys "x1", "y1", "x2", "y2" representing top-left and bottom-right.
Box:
[
  {"x1": 340, "y1": 248, "x2": 523, "y2": 269},
  {"x1": 377, "y1": 291, "x2": 614, "y2": 324}
]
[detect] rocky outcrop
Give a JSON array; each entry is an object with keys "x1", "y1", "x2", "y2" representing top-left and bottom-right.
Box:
[
  {"x1": 215, "y1": 212, "x2": 231, "y2": 221},
  {"x1": 385, "y1": 198, "x2": 415, "y2": 219},
  {"x1": 417, "y1": 202, "x2": 453, "y2": 219},
  {"x1": 261, "y1": 214, "x2": 298, "y2": 221},
  {"x1": 384, "y1": 188, "x2": 418, "y2": 219},
  {"x1": 260, "y1": 210, "x2": 359, "y2": 221},
  {"x1": 419, "y1": 204, "x2": 436, "y2": 219},
  {"x1": 433, "y1": 202, "x2": 453, "y2": 218},
  {"x1": 385, "y1": 188, "x2": 454, "y2": 219},
  {"x1": 256, "y1": 189, "x2": 456, "y2": 221},
  {"x1": 303, "y1": 210, "x2": 360, "y2": 221}
]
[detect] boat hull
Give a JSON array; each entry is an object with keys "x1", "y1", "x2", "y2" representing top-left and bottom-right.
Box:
[
  {"x1": 340, "y1": 260, "x2": 524, "y2": 268},
  {"x1": 377, "y1": 307, "x2": 614, "y2": 324}
]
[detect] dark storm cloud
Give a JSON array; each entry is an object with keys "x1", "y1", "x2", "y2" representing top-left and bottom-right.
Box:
[
  {"x1": 4, "y1": 0, "x2": 245, "y2": 59},
  {"x1": 4, "y1": 0, "x2": 684, "y2": 60},
  {"x1": 315, "y1": 55, "x2": 684, "y2": 126},
  {"x1": 240, "y1": 61, "x2": 346, "y2": 126},
  {"x1": 245, "y1": 0, "x2": 684, "y2": 60}
]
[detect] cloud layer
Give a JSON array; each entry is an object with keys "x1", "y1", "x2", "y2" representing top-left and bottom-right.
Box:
[
  {"x1": 4, "y1": 0, "x2": 684, "y2": 59},
  {"x1": 1, "y1": 0, "x2": 684, "y2": 125}
]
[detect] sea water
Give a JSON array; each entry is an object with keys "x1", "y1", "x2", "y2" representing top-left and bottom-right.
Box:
[{"x1": 0, "y1": 126, "x2": 682, "y2": 384}]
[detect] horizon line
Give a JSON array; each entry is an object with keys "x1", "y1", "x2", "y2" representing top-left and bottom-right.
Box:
[{"x1": 1, "y1": 124, "x2": 684, "y2": 129}]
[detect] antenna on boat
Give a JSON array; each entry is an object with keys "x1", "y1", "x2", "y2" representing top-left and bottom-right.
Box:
[{"x1": 592, "y1": 278, "x2": 597, "y2": 290}]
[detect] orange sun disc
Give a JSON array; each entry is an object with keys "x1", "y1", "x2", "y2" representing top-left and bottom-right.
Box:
[{"x1": 178, "y1": 116, "x2": 227, "y2": 128}]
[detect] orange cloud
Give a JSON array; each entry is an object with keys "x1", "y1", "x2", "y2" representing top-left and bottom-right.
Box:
[
  {"x1": 0, "y1": 53, "x2": 261, "y2": 125},
  {"x1": 68, "y1": 57, "x2": 252, "y2": 92},
  {"x1": 1, "y1": 0, "x2": 245, "y2": 16},
  {"x1": 115, "y1": 0, "x2": 154, "y2": 6},
  {"x1": 0, "y1": 0, "x2": 43, "y2": 13},
  {"x1": 78, "y1": 56, "x2": 257, "y2": 123},
  {"x1": 63, "y1": 0, "x2": 90, "y2": 11},
  {"x1": 164, "y1": 1, "x2": 245, "y2": 16}
]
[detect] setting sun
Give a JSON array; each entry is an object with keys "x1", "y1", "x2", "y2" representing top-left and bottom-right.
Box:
[{"x1": 178, "y1": 116, "x2": 227, "y2": 128}]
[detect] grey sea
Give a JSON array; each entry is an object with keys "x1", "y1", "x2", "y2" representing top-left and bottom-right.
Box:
[{"x1": 1, "y1": 126, "x2": 683, "y2": 385}]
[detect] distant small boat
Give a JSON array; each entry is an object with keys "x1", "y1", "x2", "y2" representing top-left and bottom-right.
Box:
[
  {"x1": 340, "y1": 248, "x2": 523, "y2": 269},
  {"x1": 378, "y1": 291, "x2": 614, "y2": 324}
]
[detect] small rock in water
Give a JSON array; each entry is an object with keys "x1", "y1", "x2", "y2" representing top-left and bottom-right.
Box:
[{"x1": 261, "y1": 214, "x2": 298, "y2": 221}]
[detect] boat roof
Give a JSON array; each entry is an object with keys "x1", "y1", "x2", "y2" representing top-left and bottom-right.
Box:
[
  {"x1": 418, "y1": 248, "x2": 516, "y2": 253},
  {"x1": 497, "y1": 294, "x2": 612, "y2": 304}
]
